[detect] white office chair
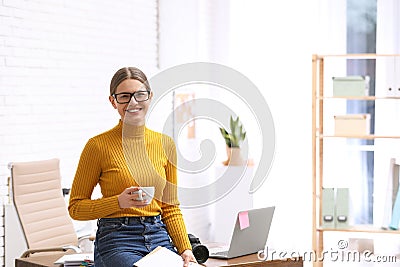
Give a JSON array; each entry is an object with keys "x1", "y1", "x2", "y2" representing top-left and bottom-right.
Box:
[{"x1": 9, "y1": 158, "x2": 94, "y2": 258}]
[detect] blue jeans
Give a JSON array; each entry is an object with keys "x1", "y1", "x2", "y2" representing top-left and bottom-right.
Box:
[{"x1": 94, "y1": 215, "x2": 177, "y2": 267}]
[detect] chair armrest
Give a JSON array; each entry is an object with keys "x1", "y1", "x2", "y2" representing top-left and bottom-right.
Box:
[
  {"x1": 77, "y1": 234, "x2": 96, "y2": 253},
  {"x1": 21, "y1": 245, "x2": 81, "y2": 258},
  {"x1": 78, "y1": 234, "x2": 95, "y2": 242}
]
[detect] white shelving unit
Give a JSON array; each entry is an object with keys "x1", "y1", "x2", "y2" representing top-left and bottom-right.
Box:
[{"x1": 311, "y1": 54, "x2": 400, "y2": 267}]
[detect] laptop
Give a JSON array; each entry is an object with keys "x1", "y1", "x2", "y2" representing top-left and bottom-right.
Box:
[{"x1": 208, "y1": 206, "x2": 275, "y2": 259}]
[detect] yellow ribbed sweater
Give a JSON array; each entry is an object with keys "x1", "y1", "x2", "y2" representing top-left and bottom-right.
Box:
[{"x1": 68, "y1": 120, "x2": 191, "y2": 254}]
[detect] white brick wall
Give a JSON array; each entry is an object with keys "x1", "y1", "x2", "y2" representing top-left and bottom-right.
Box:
[{"x1": 0, "y1": 0, "x2": 158, "y2": 265}]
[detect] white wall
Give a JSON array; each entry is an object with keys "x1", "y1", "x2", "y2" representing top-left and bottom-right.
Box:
[
  {"x1": 157, "y1": 0, "x2": 322, "y2": 257},
  {"x1": 0, "y1": 0, "x2": 159, "y2": 186},
  {"x1": 0, "y1": 1, "x2": 158, "y2": 265},
  {"x1": 226, "y1": 0, "x2": 317, "y2": 254}
]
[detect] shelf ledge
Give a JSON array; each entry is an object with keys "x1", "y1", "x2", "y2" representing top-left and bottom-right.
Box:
[
  {"x1": 319, "y1": 135, "x2": 400, "y2": 139},
  {"x1": 318, "y1": 96, "x2": 400, "y2": 100},
  {"x1": 317, "y1": 225, "x2": 400, "y2": 234},
  {"x1": 314, "y1": 53, "x2": 400, "y2": 59}
]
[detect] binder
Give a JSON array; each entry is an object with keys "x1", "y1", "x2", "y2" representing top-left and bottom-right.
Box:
[
  {"x1": 321, "y1": 188, "x2": 335, "y2": 228},
  {"x1": 382, "y1": 159, "x2": 399, "y2": 229},
  {"x1": 335, "y1": 188, "x2": 349, "y2": 229},
  {"x1": 392, "y1": 163, "x2": 400, "y2": 205},
  {"x1": 389, "y1": 182, "x2": 400, "y2": 230}
]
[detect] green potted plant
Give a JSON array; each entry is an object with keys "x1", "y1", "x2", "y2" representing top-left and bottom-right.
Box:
[{"x1": 219, "y1": 116, "x2": 246, "y2": 165}]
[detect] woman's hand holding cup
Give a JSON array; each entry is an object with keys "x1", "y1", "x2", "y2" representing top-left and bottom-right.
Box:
[{"x1": 118, "y1": 186, "x2": 155, "y2": 208}]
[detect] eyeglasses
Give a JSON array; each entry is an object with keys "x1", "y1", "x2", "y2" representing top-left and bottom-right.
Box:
[{"x1": 113, "y1": 91, "x2": 150, "y2": 104}]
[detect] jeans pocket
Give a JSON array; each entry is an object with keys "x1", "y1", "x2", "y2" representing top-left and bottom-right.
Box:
[{"x1": 97, "y1": 221, "x2": 123, "y2": 237}]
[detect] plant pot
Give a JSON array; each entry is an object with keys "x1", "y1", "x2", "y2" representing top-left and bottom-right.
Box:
[{"x1": 223, "y1": 146, "x2": 245, "y2": 166}]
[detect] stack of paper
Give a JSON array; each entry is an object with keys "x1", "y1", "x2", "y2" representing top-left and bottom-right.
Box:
[
  {"x1": 54, "y1": 248, "x2": 201, "y2": 266},
  {"x1": 63, "y1": 259, "x2": 94, "y2": 267},
  {"x1": 134, "y1": 246, "x2": 202, "y2": 267},
  {"x1": 54, "y1": 253, "x2": 94, "y2": 266}
]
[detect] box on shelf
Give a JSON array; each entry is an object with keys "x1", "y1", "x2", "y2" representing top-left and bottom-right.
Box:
[
  {"x1": 332, "y1": 76, "x2": 369, "y2": 96},
  {"x1": 334, "y1": 114, "x2": 371, "y2": 136},
  {"x1": 348, "y1": 238, "x2": 374, "y2": 254}
]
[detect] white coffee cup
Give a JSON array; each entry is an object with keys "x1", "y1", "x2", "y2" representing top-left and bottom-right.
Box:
[{"x1": 135, "y1": 186, "x2": 155, "y2": 204}]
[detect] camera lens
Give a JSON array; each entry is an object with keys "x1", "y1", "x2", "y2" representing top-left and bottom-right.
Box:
[{"x1": 192, "y1": 243, "x2": 209, "y2": 264}]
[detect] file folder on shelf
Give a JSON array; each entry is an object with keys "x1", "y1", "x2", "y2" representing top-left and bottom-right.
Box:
[
  {"x1": 321, "y1": 188, "x2": 335, "y2": 228},
  {"x1": 335, "y1": 188, "x2": 349, "y2": 229},
  {"x1": 382, "y1": 158, "x2": 399, "y2": 229},
  {"x1": 389, "y1": 185, "x2": 400, "y2": 230}
]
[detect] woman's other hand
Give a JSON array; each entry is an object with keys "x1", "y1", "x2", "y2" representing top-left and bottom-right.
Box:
[{"x1": 181, "y1": 249, "x2": 197, "y2": 266}]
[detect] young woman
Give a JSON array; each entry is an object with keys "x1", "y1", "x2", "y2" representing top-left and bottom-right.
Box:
[{"x1": 68, "y1": 67, "x2": 196, "y2": 267}]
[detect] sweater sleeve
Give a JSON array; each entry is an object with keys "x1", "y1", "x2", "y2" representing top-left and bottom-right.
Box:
[
  {"x1": 68, "y1": 138, "x2": 121, "y2": 220},
  {"x1": 160, "y1": 137, "x2": 192, "y2": 254}
]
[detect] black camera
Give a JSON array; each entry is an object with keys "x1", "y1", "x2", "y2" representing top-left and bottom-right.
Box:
[{"x1": 188, "y1": 234, "x2": 209, "y2": 264}]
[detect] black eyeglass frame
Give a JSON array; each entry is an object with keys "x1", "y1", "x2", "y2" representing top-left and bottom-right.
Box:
[{"x1": 112, "y1": 90, "x2": 151, "y2": 104}]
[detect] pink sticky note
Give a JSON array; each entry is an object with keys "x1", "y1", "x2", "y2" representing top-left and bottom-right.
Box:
[{"x1": 238, "y1": 211, "x2": 250, "y2": 230}]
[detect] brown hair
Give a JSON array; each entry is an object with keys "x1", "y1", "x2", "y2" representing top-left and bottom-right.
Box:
[{"x1": 109, "y1": 67, "x2": 151, "y2": 96}]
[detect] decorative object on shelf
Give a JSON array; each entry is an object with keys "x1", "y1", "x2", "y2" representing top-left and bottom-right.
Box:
[
  {"x1": 332, "y1": 75, "x2": 369, "y2": 96},
  {"x1": 334, "y1": 114, "x2": 371, "y2": 136},
  {"x1": 219, "y1": 115, "x2": 247, "y2": 166}
]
